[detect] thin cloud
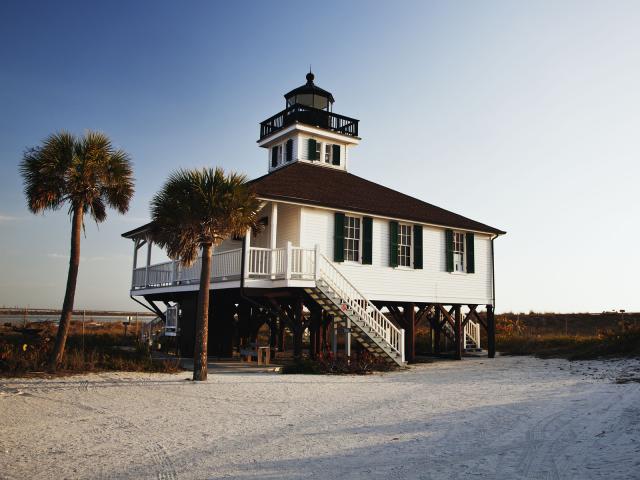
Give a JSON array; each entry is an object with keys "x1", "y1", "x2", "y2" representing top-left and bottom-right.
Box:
[
  {"x1": 46, "y1": 253, "x2": 129, "y2": 262},
  {"x1": 0, "y1": 214, "x2": 18, "y2": 223}
]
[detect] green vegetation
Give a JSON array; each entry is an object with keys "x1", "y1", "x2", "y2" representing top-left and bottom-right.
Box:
[
  {"x1": 496, "y1": 329, "x2": 640, "y2": 360},
  {"x1": 20, "y1": 131, "x2": 134, "y2": 371},
  {"x1": 413, "y1": 311, "x2": 639, "y2": 360},
  {"x1": 0, "y1": 322, "x2": 180, "y2": 377},
  {"x1": 495, "y1": 313, "x2": 640, "y2": 360},
  {"x1": 150, "y1": 167, "x2": 261, "y2": 381}
]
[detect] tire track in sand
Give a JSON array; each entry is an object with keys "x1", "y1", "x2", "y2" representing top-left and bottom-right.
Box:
[{"x1": 24, "y1": 385, "x2": 178, "y2": 480}]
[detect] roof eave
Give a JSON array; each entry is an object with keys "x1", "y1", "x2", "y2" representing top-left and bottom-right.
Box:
[
  {"x1": 121, "y1": 222, "x2": 153, "y2": 239},
  {"x1": 254, "y1": 194, "x2": 506, "y2": 237}
]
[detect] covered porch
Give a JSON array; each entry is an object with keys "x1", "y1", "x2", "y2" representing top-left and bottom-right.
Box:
[
  {"x1": 131, "y1": 244, "x2": 318, "y2": 291},
  {"x1": 126, "y1": 200, "x2": 312, "y2": 292}
]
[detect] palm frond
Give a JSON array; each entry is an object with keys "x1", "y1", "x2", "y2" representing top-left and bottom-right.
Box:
[
  {"x1": 150, "y1": 167, "x2": 260, "y2": 267},
  {"x1": 19, "y1": 131, "x2": 76, "y2": 213},
  {"x1": 20, "y1": 130, "x2": 134, "y2": 224}
]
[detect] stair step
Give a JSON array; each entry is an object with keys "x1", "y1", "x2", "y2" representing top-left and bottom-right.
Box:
[{"x1": 311, "y1": 277, "x2": 405, "y2": 367}]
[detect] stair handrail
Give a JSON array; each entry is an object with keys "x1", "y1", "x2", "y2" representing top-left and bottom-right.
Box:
[
  {"x1": 464, "y1": 318, "x2": 481, "y2": 349},
  {"x1": 316, "y1": 254, "x2": 404, "y2": 361}
]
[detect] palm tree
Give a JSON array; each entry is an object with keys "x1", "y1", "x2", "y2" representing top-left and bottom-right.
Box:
[
  {"x1": 20, "y1": 131, "x2": 134, "y2": 370},
  {"x1": 150, "y1": 167, "x2": 260, "y2": 381}
]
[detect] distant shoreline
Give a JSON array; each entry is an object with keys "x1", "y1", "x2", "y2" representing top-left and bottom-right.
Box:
[{"x1": 0, "y1": 308, "x2": 154, "y2": 317}]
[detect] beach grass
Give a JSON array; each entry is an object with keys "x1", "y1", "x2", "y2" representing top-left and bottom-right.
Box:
[
  {"x1": 496, "y1": 328, "x2": 640, "y2": 360},
  {"x1": 0, "y1": 322, "x2": 180, "y2": 377}
]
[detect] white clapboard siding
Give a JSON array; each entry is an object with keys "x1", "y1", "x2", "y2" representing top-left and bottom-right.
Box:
[
  {"x1": 268, "y1": 132, "x2": 350, "y2": 172},
  {"x1": 214, "y1": 239, "x2": 242, "y2": 253},
  {"x1": 299, "y1": 205, "x2": 494, "y2": 305},
  {"x1": 276, "y1": 203, "x2": 300, "y2": 247},
  {"x1": 297, "y1": 134, "x2": 347, "y2": 167}
]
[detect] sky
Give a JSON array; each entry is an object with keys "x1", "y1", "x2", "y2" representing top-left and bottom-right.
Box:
[{"x1": 1, "y1": 0, "x2": 638, "y2": 313}]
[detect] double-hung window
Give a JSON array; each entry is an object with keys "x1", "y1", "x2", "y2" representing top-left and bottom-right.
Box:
[
  {"x1": 398, "y1": 224, "x2": 412, "y2": 267},
  {"x1": 344, "y1": 215, "x2": 361, "y2": 262},
  {"x1": 324, "y1": 144, "x2": 332, "y2": 163},
  {"x1": 271, "y1": 144, "x2": 282, "y2": 167},
  {"x1": 453, "y1": 232, "x2": 465, "y2": 272},
  {"x1": 314, "y1": 141, "x2": 321, "y2": 161}
]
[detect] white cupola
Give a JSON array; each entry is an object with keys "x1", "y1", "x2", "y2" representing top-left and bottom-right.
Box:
[{"x1": 257, "y1": 72, "x2": 360, "y2": 173}]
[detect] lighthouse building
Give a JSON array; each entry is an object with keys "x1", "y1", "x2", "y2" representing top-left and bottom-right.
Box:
[{"x1": 122, "y1": 73, "x2": 505, "y2": 365}]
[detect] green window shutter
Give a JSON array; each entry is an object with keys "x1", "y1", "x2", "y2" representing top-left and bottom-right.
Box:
[
  {"x1": 285, "y1": 139, "x2": 293, "y2": 162},
  {"x1": 308, "y1": 138, "x2": 317, "y2": 160},
  {"x1": 362, "y1": 216, "x2": 373, "y2": 265},
  {"x1": 271, "y1": 147, "x2": 278, "y2": 167},
  {"x1": 332, "y1": 144, "x2": 341, "y2": 165},
  {"x1": 466, "y1": 232, "x2": 475, "y2": 273},
  {"x1": 445, "y1": 229, "x2": 454, "y2": 272},
  {"x1": 413, "y1": 225, "x2": 423, "y2": 269},
  {"x1": 334, "y1": 212, "x2": 345, "y2": 262},
  {"x1": 389, "y1": 221, "x2": 399, "y2": 267}
]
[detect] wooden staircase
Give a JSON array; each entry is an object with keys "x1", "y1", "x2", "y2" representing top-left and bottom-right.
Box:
[
  {"x1": 304, "y1": 254, "x2": 406, "y2": 366},
  {"x1": 442, "y1": 319, "x2": 482, "y2": 352}
]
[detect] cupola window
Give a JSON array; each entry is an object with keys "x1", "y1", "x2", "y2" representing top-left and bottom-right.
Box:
[
  {"x1": 327, "y1": 144, "x2": 341, "y2": 166},
  {"x1": 271, "y1": 144, "x2": 283, "y2": 168},
  {"x1": 285, "y1": 139, "x2": 293, "y2": 162},
  {"x1": 307, "y1": 138, "x2": 321, "y2": 161}
]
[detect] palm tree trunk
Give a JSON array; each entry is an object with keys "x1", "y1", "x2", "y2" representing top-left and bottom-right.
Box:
[
  {"x1": 193, "y1": 243, "x2": 212, "y2": 381},
  {"x1": 50, "y1": 204, "x2": 84, "y2": 371}
]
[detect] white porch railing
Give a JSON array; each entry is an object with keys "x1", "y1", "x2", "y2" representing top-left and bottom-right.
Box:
[
  {"x1": 132, "y1": 244, "x2": 317, "y2": 290},
  {"x1": 133, "y1": 248, "x2": 244, "y2": 289}
]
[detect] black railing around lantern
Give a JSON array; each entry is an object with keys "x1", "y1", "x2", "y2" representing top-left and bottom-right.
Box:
[{"x1": 260, "y1": 104, "x2": 359, "y2": 140}]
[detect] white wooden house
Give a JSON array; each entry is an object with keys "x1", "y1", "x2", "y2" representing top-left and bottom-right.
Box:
[{"x1": 122, "y1": 73, "x2": 505, "y2": 365}]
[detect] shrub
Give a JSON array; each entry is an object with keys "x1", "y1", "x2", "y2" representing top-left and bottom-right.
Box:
[
  {"x1": 497, "y1": 328, "x2": 640, "y2": 360},
  {"x1": 0, "y1": 323, "x2": 181, "y2": 376},
  {"x1": 281, "y1": 352, "x2": 397, "y2": 375}
]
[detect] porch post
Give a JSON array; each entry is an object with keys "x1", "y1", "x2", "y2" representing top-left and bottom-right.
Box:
[
  {"x1": 292, "y1": 296, "x2": 303, "y2": 360},
  {"x1": 132, "y1": 239, "x2": 139, "y2": 269},
  {"x1": 270, "y1": 202, "x2": 278, "y2": 277},
  {"x1": 131, "y1": 239, "x2": 139, "y2": 288},
  {"x1": 244, "y1": 227, "x2": 251, "y2": 280},
  {"x1": 404, "y1": 303, "x2": 416, "y2": 363},
  {"x1": 433, "y1": 306, "x2": 441, "y2": 354},
  {"x1": 454, "y1": 305, "x2": 463, "y2": 360},
  {"x1": 332, "y1": 317, "x2": 338, "y2": 357},
  {"x1": 345, "y1": 316, "x2": 351, "y2": 361},
  {"x1": 145, "y1": 238, "x2": 152, "y2": 287},
  {"x1": 285, "y1": 241, "x2": 292, "y2": 280},
  {"x1": 487, "y1": 305, "x2": 496, "y2": 359}
]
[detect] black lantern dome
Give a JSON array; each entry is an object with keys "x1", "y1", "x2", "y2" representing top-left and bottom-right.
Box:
[{"x1": 284, "y1": 72, "x2": 335, "y2": 111}]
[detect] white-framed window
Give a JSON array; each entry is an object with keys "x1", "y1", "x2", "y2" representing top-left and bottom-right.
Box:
[
  {"x1": 314, "y1": 140, "x2": 321, "y2": 161},
  {"x1": 398, "y1": 223, "x2": 412, "y2": 267},
  {"x1": 285, "y1": 138, "x2": 293, "y2": 162},
  {"x1": 271, "y1": 144, "x2": 282, "y2": 167},
  {"x1": 344, "y1": 215, "x2": 361, "y2": 262},
  {"x1": 453, "y1": 231, "x2": 465, "y2": 272},
  {"x1": 324, "y1": 143, "x2": 332, "y2": 163}
]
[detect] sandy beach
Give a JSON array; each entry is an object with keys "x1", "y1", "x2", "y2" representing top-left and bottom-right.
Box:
[{"x1": 1, "y1": 355, "x2": 639, "y2": 480}]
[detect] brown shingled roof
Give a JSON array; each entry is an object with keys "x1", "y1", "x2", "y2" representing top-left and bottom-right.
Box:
[
  {"x1": 248, "y1": 162, "x2": 505, "y2": 235},
  {"x1": 123, "y1": 162, "x2": 505, "y2": 238}
]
